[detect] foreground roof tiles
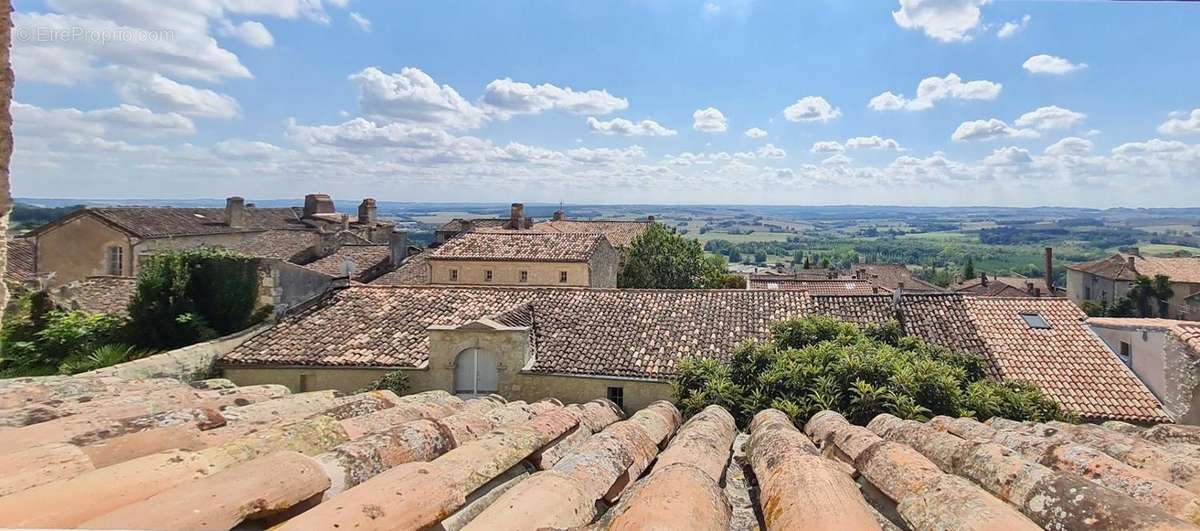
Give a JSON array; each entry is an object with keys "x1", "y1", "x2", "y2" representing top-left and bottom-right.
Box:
[
  {"x1": 2, "y1": 361, "x2": 1196, "y2": 531},
  {"x1": 432, "y1": 231, "x2": 608, "y2": 262}
]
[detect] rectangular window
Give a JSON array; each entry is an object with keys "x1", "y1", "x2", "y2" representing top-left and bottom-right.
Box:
[
  {"x1": 519, "y1": 270, "x2": 528, "y2": 283},
  {"x1": 485, "y1": 270, "x2": 494, "y2": 282},
  {"x1": 1085, "y1": 286, "x2": 1092, "y2": 299},
  {"x1": 1120, "y1": 341, "x2": 1131, "y2": 358},
  {"x1": 449, "y1": 269, "x2": 459, "y2": 282},
  {"x1": 606, "y1": 386, "x2": 624, "y2": 410},
  {"x1": 559, "y1": 271, "x2": 568, "y2": 283},
  {"x1": 106, "y1": 246, "x2": 124, "y2": 276}
]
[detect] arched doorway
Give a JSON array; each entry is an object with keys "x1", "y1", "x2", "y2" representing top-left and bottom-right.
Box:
[{"x1": 454, "y1": 347, "x2": 498, "y2": 396}]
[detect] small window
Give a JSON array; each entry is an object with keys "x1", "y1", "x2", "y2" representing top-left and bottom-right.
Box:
[
  {"x1": 559, "y1": 271, "x2": 568, "y2": 283},
  {"x1": 106, "y1": 246, "x2": 124, "y2": 276},
  {"x1": 1084, "y1": 286, "x2": 1092, "y2": 299},
  {"x1": 449, "y1": 269, "x2": 459, "y2": 282},
  {"x1": 1020, "y1": 313, "x2": 1051, "y2": 329},
  {"x1": 519, "y1": 270, "x2": 528, "y2": 283},
  {"x1": 606, "y1": 386, "x2": 624, "y2": 409},
  {"x1": 485, "y1": 270, "x2": 494, "y2": 282},
  {"x1": 1120, "y1": 341, "x2": 1131, "y2": 358}
]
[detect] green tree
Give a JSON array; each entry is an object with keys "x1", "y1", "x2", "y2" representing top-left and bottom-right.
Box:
[
  {"x1": 618, "y1": 224, "x2": 726, "y2": 289},
  {"x1": 126, "y1": 248, "x2": 263, "y2": 349},
  {"x1": 673, "y1": 316, "x2": 1072, "y2": 428},
  {"x1": 963, "y1": 256, "x2": 976, "y2": 280},
  {"x1": 1128, "y1": 275, "x2": 1156, "y2": 318},
  {"x1": 754, "y1": 251, "x2": 768, "y2": 264},
  {"x1": 791, "y1": 251, "x2": 804, "y2": 265},
  {"x1": 1152, "y1": 274, "x2": 1175, "y2": 317}
]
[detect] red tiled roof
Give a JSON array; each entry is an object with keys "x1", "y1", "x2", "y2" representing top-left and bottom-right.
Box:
[
  {"x1": 965, "y1": 297, "x2": 1168, "y2": 422},
  {"x1": 855, "y1": 263, "x2": 945, "y2": 292},
  {"x1": 5, "y1": 238, "x2": 34, "y2": 283},
  {"x1": 86, "y1": 207, "x2": 306, "y2": 238},
  {"x1": 530, "y1": 220, "x2": 650, "y2": 248},
  {"x1": 369, "y1": 252, "x2": 430, "y2": 286},
  {"x1": 52, "y1": 276, "x2": 138, "y2": 318},
  {"x1": 431, "y1": 231, "x2": 608, "y2": 262},
  {"x1": 1070, "y1": 253, "x2": 1200, "y2": 284},
  {"x1": 748, "y1": 278, "x2": 888, "y2": 295},
  {"x1": 226, "y1": 229, "x2": 320, "y2": 261},
  {"x1": 304, "y1": 245, "x2": 391, "y2": 278}
]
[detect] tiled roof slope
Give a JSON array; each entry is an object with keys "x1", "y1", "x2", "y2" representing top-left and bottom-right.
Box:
[
  {"x1": 1071, "y1": 252, "x2": 1200, "y2": 283},
  {"x1": 438, "y1": 218, "x2": 508, "y2": 233},
  {"x1": 369, "y1": 252, "x2": 430, "y2": 286},
  {"x1": 86, "y1": 207, "x2": 306, "y2": 238},
  {"x1": 226, "y1": 229, "x2": 320, "y2": 261},
  {"x1": 1, "y1": 365, "x2": 1194, "y2": 531},
  {"x1": 857, "y1": 263, "x2": 946, "y2": 292},
  {"x1": 530, "y1": 219, "x2": 650, "y2": 248},
  {"x1": 304, "y1": 244, "x2": 390, "y2": 278},
  {"x1": 748, "y1": 277, "x2": 888, "y2": 295},
  {"x1": 432, "y1": 231, "x2": 607, "y2": 262},
  {"x1": 52, "y1": 276, "x2": 139, "y2": 318},
  {"x1": 965, "y1": 297, "x2": 1167, "y2": 422},
  {"x1": 4, "y1": 238, "x2": 34, "y2": 283}
]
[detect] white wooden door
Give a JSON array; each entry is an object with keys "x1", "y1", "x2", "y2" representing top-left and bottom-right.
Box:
[{"x1": 454, "y1": 348, "x2": 498, "y2": 395}]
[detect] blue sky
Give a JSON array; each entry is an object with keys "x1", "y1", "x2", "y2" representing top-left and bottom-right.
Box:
[{"x1": 11, "y1": 0, "x2": 1200, "y2": 206}]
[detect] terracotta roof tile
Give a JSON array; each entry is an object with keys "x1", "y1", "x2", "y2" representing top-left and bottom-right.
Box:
[
  {"x1": 1071, "y1": 252, "x2": 1200, "y2": 283},
  {"x1": 431, "y1": 231, "x2": 607, "y2": 262},
  {"x1": 530, "y1": 220, "x2": 650, "y2": 248},
  {"x1": 369, "y1": 252, "x2": 430, "y2": 286},
  {"x1": 5, "y1": 238, "x2": 34, "y2": 283},
  {"x1": 304, "y1": 245, "x2": 390, "y2": 278},
  {"x1": 52, "y1": 276, "x2": 139, "y2": 318},
  {"x1": 226, "y1": 229, "x2": 320, "y2": 261},
  {"x1": 88, "y1": 207, "x2": 305, "y2": 238},
  {"x1": 964, "y1": 297, "x2": 1168, "y2": 422},
  {"x1": 0, "y1": 353, "x2": 1193, "y2": 531},
  {"x1": 749, "y1": 278, "x2": 888, "y2": 294}
]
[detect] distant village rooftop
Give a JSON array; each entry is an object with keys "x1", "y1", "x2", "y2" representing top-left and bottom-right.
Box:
[{"x1": 432, "y1": 231, "x2": 611, "y2": 262}]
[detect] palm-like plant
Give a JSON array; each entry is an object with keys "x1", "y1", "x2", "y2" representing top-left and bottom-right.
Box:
[
  {"x1": 1152, "y1": 274, "x2": 1175, "y2": 317},
  {"x1": 1129, "y1": 275, "x2": 1156, "y2": 317}
]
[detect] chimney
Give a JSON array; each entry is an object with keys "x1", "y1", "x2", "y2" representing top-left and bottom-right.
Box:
[
  {"x1": 389, "y1": 231, "x2": 409, "y2": 265},
  {"x1": 225, "y1": 196, "x2": 246, "y2": 228},
  {"x1": 1127, "y1": 255, "x2": 1137, "y2": 271},
  {"x1": 340, "y1": 214, "x2": 350, "y2": 231},
  {"x1": 358, "y1": 198, "x2": 378, "y2": 225},
  {"x1": 1043, "y1": 247, "x2": 1054, "y2": 292},
  {"x1": 509, "y1": 203, "x2": 525, "y2": 229},
  {"x1": 552, "y1": 209, "x2": 565, "y2": 221},
  {"x1": 980, "y1": 272, "x2": 988, "y2": 287},
  {"x1": 1026, "y1": 280, "x2": 1035, "y2": 294},
  {"x1": 303, "y1": 193, "x2": 335, "y2": 218}
]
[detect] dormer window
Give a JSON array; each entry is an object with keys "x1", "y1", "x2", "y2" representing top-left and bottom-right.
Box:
[{"x1": 1020, "y1": 313, "x2": 1050, "y2": 329}]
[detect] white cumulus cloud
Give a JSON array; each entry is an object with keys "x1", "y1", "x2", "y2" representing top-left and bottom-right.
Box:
[
  {"x1": 1014, "y1": 105, "x2": 1086, "y2": 131},
  {"x1": 892, "y1": 0, "x2": 991, "y2": 43},
  {"x1": 350, "y1": 67, "x2": 488, "y2": 129},
  {"x1": 111, "y1": 69, "x2": 241, "y2": 119},
  {"x1": 1044, "y1": 137, "x2": 1094, "y2": 157},
  {"x1": 952, "y1": 118, "x2": 1039, "y2": 142},
  {"x1": 586, "y1": 116, "x2": 677, "y2": 137},
  {"x1": 744, "y1": 127, "x2": 768, "y2": 139},
  {"x1": 811, "y1": 141, "x2": 845, "y2": 154},
  {"x1": 997, "y1": 14, "x2": 1030, "y2": 38},
  {"x1": 783, "y1": 96, "x2": 841, "y2": 123},
  {"x1": 482, "y1": 78, "x2": 628, "y2": 117},
  {"x1": 846, "y1": 136, "x2": 903, "y2": 150},
  {"x1": 869, "y1": 73, "x2": 1001, "y2": 111},
  {"x1": 693, "y1": 107, "x2": 728, "y2": 133},
  {"x1": 983, "y1": 146, "x2": 1032, "y2": 166},
  {"x1": 1023, "y1": 54, "x2": 1087, "y2": 75},
  {"x1": 218, "y1": 20, "x2": 274, "y2": 48},
  {"x1": 1159, "y1": 109, "x2": 1200, "y2": 135}
]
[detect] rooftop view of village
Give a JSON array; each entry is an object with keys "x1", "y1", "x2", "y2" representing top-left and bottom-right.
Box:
[{"x1": 3, "y1": 1, "x2": 1200, "y2": 530}]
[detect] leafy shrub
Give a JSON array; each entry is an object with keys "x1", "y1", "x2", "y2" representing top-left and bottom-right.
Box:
[
  {"x1": 673, "y1": 316, "x2": 1073, "y2": 428},
  {"x1": 126, "y1": 248, "x2": 260, "y2": 349},
  {"x1": 619, "y1": 223, "x2": 726, "y2": 289},
  {"x1": 358, "y1": 371, "x2": 409, "y2": 395},
  {"x1": 59, "y1": 344, "x2": 157, "y2": 375},
  {"x1": 0, "y1": 297, "x2": 124, "y2": 377}
]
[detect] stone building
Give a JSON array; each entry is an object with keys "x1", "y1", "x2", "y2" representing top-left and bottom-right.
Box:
[
  {"x1": 220, "y1": 287, "x2": 1165, "y2": 423},
  {"x1": 3, "y1": 346, "x2": 1197, "y2": 530},
  {"x1": 1089, "y1": 317, "x2": 1200, "y2": 424},
  {"x1": 22, "y1": 194, "x2": 394, "y2": 286},
  {"x1": 436, "y1": 203, "x2": 651, "y2": 253},
  {"x1": 427, "y1": 231, "x2": 620, "y2": 288},
  {"x1": 1067, "y1": 250, "x2": 1200, "y2": 319}
]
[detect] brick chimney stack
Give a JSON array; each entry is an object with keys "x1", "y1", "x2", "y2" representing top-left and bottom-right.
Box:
[
  {"x1": 389, "y1": 231, "x2": 409, "y2": 265},
  {"x1": 358, "y1": 198, "x2": 377, "y2": 225},
  {"x1": 303, "y1": 193, "x2": 335, "y2": 218},
  {"x1": 1044, "y1": 247, "x2": 1053, "y2": 292},
  {"x1": 225, "y1": 196, "x2": 246, "y2": 228},
  {"x1": 509, "y1": 203, "x2": 525, "y2": 229}
]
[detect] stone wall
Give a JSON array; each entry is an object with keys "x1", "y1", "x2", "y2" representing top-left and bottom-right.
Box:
[
  {"x1": 0, "y1": 0, "x2": 11, "y2": 325},
  {"x1": 81, "y1": 323, "x2": 269, "y2": 382},
  {"x1": 587, "y1": 240, "x2": 620, "y2": 288},
  {"x1": 258, "y1": 259, "x2": 336, "y2": 316},
  {"x1": 1161, "y1": 331, "x2": 1200, "y2": 424},
  {"x1": 34, "y1": 214, "x2": 132, "y2": 287},
  {"x1": 429, "y1": 259, "x2": 592, "y2": 287}
]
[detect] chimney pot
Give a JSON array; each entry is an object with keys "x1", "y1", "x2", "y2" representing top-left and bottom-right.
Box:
[
  {"x1": 509, "y1": 203, "x2": 525, "y2": 229},
  {"x1": 389, "y1": 231, "x2": 409, "y2": 266},
  {"x1": 303, "y1": 193, "x2": 335, "y2": 218},
  {"x1": 1044, "y1": 246, "x2": 1054, "y2": 293},
  {"x1": 358, "y1": 198, "x2": 378, "y2": 225},
  {"x1": 225, "y1": 196, "x2": 246, "y2": 229}
]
